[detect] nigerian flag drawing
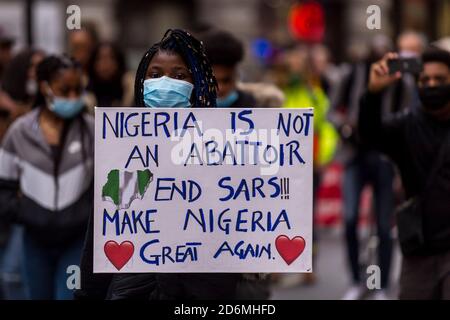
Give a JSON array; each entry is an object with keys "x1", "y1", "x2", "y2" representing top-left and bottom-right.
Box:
[{"x1": 102, "y1": 169, "x2": 153, "y2": 209}]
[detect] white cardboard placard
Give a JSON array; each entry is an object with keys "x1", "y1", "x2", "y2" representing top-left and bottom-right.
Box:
[{"x1": 94, "y1": 107, "x2": 313, "y2": 273}]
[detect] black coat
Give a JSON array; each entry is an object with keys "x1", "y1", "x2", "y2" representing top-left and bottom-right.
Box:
[{"x1": 359, "y1": 91, "x2": 450, "y2": 254}]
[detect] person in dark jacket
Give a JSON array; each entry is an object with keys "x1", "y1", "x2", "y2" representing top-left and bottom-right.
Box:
[
  {"x1": 85, "y1": 42, "x2": 134, "y2": 111},
  {"x1": 0, "y1": 55, "x2": 94, "y2": 299},
  {"x1": 76, "y1": 29, "x2": 269, "y2": 300},
  {"x1": 329, "y1": 37, "x2": 396, "y2": 299},
  {"x1": 359, "y1": 48, "x2": 450, "y2": 299},
  {"x1": 200, "y1": 29, "x2": 257, "y2": 108}
]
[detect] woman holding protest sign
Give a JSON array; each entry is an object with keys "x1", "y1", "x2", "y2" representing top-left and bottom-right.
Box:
[
  {"x1": 77, "y1": 29, "x2": 269, "y2": 300},
  {"x1": 0, "y1": 55, "x2": 94, "y2": 299}
]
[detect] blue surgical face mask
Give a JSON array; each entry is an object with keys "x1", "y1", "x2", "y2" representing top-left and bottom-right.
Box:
[
  {"x1": 143, "y1": 76, "x2": 194, "y2": 108},
  {"x1": 46, "y1": 86, "x2": 85, "y2": 119},
  {"x1": 49, "y1": 96, "x2": 85, "y2": 119},
  {"x1": 216, "y1": 90, "x2": 239, "y2": 107}
]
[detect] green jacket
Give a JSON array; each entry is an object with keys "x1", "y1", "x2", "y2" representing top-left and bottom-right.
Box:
[{"x1": 283, "y1": 84, "x2": 338, "y2": 167}]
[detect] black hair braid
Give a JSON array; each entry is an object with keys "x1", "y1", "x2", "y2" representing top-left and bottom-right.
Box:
[
  {"x1": 134, "y1": 46, "x2": 157, "y2": 107},
  {"x1": 134, "y1": 29, "x2": 218, "y2": 108}
]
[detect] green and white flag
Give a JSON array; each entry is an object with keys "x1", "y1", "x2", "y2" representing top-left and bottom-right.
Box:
[{"x1": 102, "y1": 169, "x2": 153, "y2": 209}]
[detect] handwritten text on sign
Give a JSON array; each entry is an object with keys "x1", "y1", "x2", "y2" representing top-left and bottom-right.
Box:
[{"x1": 94, "y1": 108, "x2": 313, "y2": 273}]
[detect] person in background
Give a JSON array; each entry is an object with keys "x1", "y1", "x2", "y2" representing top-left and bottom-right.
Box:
[
  {"x1": 68, "y1": 25, "x2": 99, "y2": 83},
  {"x1": 310, "y1": 44, "x2": 341, "y2": 107},
  {"x1": 329, "y1": 34, "x2": 396, "y2": 300},
  {"x1": 85, "y1": 42, "x2": 134, "y2": 111},
  {"x1": 397, "y1": 30, "x2": 427, "y2": 57},
  {"x1": 271, "y1": 44, "x2": 337, "y2": 288},
  {"x1": 200, "y1": 29, "x2": 284, "y2": 109},
  {"x1": 0, "y1": 56, "x2": 94, "y2": 299},
  {"x1": 200, "y1": 29, "x2": 258, "y2": 107},
  {"x1": 283, "y1": 44, "x2": 338, "y2": 171},
  {"x1": 0, "y1": 48, "x2": 45, "y2": 300},
  {"x1": 0, "y1": 49, "x2": 45, "y2": 135},
  {"x1": 76, "y1": 29, "x2": 270, "y2": 300},
  {"x1": 360, "y1": 48, "x2": 450, "y2": 300}
]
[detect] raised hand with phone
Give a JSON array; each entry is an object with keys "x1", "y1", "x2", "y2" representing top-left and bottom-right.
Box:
[{"x1": 368, "y1": 52, "x2": 403, "y2": 93}]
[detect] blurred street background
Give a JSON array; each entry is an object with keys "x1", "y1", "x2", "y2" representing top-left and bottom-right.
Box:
[{"x1": 1, "y1": 0, "x2": 449, "y2": 77}]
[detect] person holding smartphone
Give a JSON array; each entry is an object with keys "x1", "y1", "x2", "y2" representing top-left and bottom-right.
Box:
[{"x1": 359, "y1": 48, "x2": 450, "y2": 300}]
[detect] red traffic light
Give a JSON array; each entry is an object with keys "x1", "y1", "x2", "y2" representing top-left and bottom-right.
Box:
[{"x1": 288, "y1": 1, "x2": 325, "y2": 43}]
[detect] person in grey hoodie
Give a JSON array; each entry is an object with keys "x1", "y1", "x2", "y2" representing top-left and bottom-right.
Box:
[{"x1": 0, "y1": 55, "x2": 94, "y2": 299}]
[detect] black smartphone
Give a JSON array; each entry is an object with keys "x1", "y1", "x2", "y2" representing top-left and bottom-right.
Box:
[{"x1": 388, "y1": 58, "x2": 422, "y2": 75}]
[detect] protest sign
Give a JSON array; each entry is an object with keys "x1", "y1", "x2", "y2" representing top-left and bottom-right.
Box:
[{"x1": 94, "y1": 107, "x2": 314, "y2": 273}]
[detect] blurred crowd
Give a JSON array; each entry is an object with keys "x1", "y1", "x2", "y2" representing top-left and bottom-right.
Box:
[{"x1": 0, "y1": 21, "x2": 449, "y2": 300}]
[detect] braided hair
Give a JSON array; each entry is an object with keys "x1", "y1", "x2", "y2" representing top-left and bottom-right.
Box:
[{"x1": 134, "y1": 29, "x2": 218, "y2": 108}]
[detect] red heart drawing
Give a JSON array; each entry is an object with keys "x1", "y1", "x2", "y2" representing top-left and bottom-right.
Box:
[
  {"x1": 104, "y1": 240, "x2": 134, "y2": 270},
  {"x1": 275, "y1": 235, "x2": 306, "y2": 265}
]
